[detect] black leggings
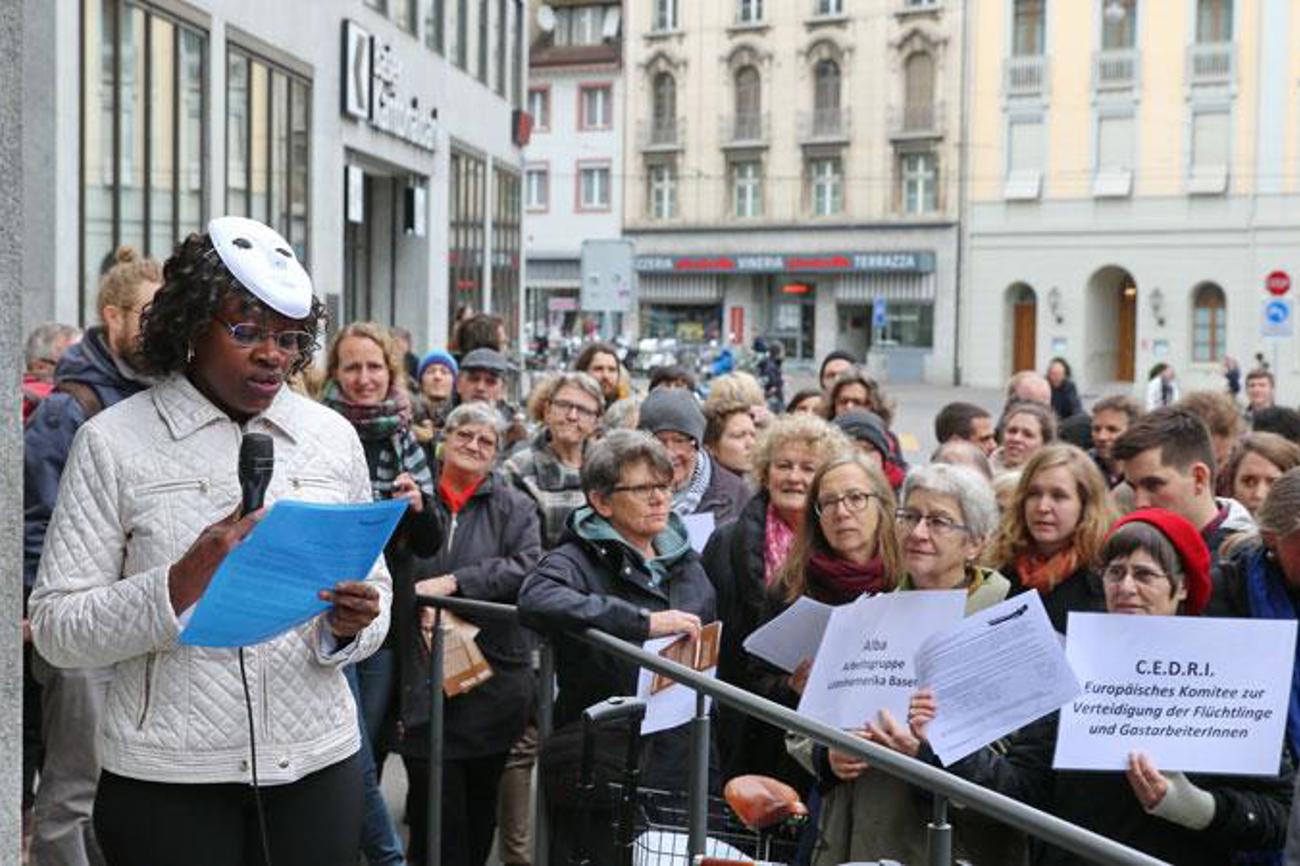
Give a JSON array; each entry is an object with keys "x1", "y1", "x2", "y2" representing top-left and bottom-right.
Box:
[
  {"x1": 403, "y1": 752, "x2": 509, "y2": 866},
  {"x1": 93, "y1": 753, "x2": 363, "y2": 866}
]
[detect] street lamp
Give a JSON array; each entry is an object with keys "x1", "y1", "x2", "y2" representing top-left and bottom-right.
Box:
[
  {"x1": 1048, "y1": 286, "x2": 1064, "y2": 326},
  {"x1": 1149, "y1": 286, "x2": 1166, "y2": 327}
]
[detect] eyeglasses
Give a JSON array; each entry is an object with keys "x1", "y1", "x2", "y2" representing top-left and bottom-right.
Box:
[
  {"x1": 895, "y1": 509, "x2": 970, "y2": 537},
  {"x1": 815, "y1": 490, "x2": 877, "y2": 517},
  {"x1": 1101, "y1": 563, "x2": 1171, "y2": 587},
  {"x1": 611, "y1": 482, "x2": 673, "y2": 501},
  {"x1": 550, "y1": 398, "x2": 598, "y2": 420},
  {"x1": 217, "y1": 318, "x2": 314, "y2": 352},
  {"x1": 449, "y1": 429, "x2": 498, "y2": 451}
]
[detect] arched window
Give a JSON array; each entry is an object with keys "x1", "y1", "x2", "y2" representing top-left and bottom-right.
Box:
[
  {"x1": 734, "y1": 66, "x2": 761, "y2": 139},
  {"x1": 652, "y1": 72, "x2": 676, "y2": 143},
  {"x1": 903, "y1": 52, "x2": 934, "y2": 130},
  {"x1": 813, "y1": 59, "x2": 841, "y2": 135},
  {"x1": 1192, "y1": 282, "x2": 1226, "y2": 363}
]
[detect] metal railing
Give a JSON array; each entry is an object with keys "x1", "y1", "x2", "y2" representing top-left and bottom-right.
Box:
[
  {"x1": 1187, "y1": 41, "x2": 1234, "y2": 86},
  {"x1": 1093, "y1": 48, "x2": 1139, "y2": 91},
  {"x1": 888, "y1": 101, "x2": 947, "y2": 139},
  {"x1": 1004, "y1": 54, "x2": 1048, "y2": 97},
  {"x1": 796, "y1": 107, "x2": 851, "y2": 143},
  {"x1": 638, "y1": 116, "x2": 686, "y2": 151},
  {"x1": 720, "y1": 112, "x2": 769, "y2": 146},
  {"x1": 416, "y1": 594, "x2": 1167, "y2": 866}
]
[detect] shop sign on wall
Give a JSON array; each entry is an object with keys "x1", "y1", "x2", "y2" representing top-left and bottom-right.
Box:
[
  {"x1": 633, "y1": 251, "x2": 935, "y2": 274},
  {"x1": 342, "y1": 20, "x2": 438, "y2": 152}
]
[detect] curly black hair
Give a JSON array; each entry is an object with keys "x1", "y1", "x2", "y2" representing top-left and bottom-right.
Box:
[{"x1": 137, "y1": 231, "x2": 325, "y2": 376}]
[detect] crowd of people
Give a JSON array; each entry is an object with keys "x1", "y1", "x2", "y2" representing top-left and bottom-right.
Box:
[{"x1": 17, "y1": 217, "x2": 1300, "y2": 866}]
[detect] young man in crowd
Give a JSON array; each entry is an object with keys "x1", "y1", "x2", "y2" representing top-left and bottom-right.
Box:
[
  {"x1": 1112, "y1": 407, "x2": 1254, "y2": 558},
  {"x1": 934, "y1": 401, "x2": 997, "y2": 457},
  {"x1": 1088, "y1": 395, "x2": 1141, "y2": 488},
  {"x1": 1245, "y1": 368, "x2": 1276, "y2": 425},
  {"x1": 818, "y1": 349, "x2": 858, "y2": 391}
]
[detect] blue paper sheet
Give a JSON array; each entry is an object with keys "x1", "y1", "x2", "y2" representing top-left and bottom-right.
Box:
[{"x1": 180, "y1": 499, "x2": 407, "y2": 648}]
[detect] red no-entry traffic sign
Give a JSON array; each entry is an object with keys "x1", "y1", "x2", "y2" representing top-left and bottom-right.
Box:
[{"x1": 1266, "y1": 270, "x2": 1291, "y2": 296}]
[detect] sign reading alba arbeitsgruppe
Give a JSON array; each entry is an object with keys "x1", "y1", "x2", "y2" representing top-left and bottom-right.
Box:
[{"x1": 1054, "y1": 613, "x2": 1297, "y2": 775}]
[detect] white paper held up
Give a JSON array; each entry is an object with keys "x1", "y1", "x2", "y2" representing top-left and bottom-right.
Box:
[
  {"x1": 797, "y1": 591, "x2": 966, "y2": 730},
  {"x1": 742, "y1": 596, "x2": 834, "y2": 673},
  {"x1": 681, "y1": 512, "x2": 716, "y2": 554},
  {"x1": 915, "y1": 591, "x2": 1079, "y2": 766}
]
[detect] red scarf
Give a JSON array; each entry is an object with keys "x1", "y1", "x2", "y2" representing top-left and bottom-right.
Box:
[
  {"x1": 807, "y1": 553, "x2": 889, "y2": 605},
  {"x1": 1014, "y1": 547, "x2": 1080, "y2": 595},
  {"x1": 438, "y1": 475, "x2": 484, "y2": 514}
]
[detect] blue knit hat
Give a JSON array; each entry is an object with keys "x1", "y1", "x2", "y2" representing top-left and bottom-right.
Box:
[{"x1": 418, "y1": 348, "x2": 458, "y2": 381}]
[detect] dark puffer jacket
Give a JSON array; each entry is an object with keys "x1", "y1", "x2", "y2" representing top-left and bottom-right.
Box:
[
  {"x1": 936, "y1": 712, "x2": 1292, "y2": 865},
  {"x1": 518, "y1": 507, "x2": 715, "y2": 791},
  {"x1": 1002, "y1": 562, "x2": 1105, "y2": 635},
  {"x1": 393, "y1": 469, "x2": 542, "y2": 760}
]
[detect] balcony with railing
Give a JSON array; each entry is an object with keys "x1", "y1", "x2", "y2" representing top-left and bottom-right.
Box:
[
  {"x1": 719, "y1": 112, "x2": 769, "y2": 148},
  {"x1": 1092, "y1": 49, "x2": 1139, "y2": 93},
  {"x1": 1004, "y1": 54, "x2": 1048, "y2": 98},
  {"x1": 637, "y1": 116, "x2": 686, "y2": 152},
  {"x1": 797, "y1": 106, "x2": 851, "y2": 144},
  {"x1": 888, "y1": 101, "x2": 946, "y2": 140},
  {"x1": 1187, "y1": 42, "x2": 1235, "y2": 87}
]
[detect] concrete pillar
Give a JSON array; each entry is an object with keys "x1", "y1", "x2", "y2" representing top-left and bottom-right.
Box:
[{"x1": 1, "y1": 0, "x2": 25, "y2": 861}]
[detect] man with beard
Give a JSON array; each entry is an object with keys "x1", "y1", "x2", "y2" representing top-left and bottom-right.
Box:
[{"x1": 23, "y1": 245, "x2": 162, "y2": 866}]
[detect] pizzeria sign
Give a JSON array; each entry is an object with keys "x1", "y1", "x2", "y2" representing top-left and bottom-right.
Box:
[{"x1": 633, "y1": 251, "x2": 935, "y2": 275}]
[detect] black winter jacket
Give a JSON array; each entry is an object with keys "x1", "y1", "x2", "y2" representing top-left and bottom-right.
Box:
[
  {"x1": 695, "y1": 454, "x2": 750, "y2": 528},
  {"x1": 937, "y1": 712, "x2": 1293, "y2": 865},
  {"x1": 394, "y1": 470, "x2": 542, "y2": 759},
  {"x1": 1003, "y1": 562, "x2": 1105, "y2": 634},
  {"x1": 518, "y1": 514, "x2": 716, "y2": 791}
]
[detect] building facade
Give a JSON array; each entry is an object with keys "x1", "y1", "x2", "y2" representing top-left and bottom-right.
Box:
[
  {"x1": 961, "y1": 0, "x2": 1300, "y2": 397},
  {"x1": 23, "y1": 0, "x2": 527, "y2": 353},
  {"x1": 621, "y1": 0, "x2": 965, "y2": 381},
  {"x1": 523, "y1": 0, "x2": 626, "y2": 342}
]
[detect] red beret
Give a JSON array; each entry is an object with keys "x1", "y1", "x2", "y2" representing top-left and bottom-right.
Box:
[{"x1": 1106, "y1": 508, "x2": 1212, "y2": 616}]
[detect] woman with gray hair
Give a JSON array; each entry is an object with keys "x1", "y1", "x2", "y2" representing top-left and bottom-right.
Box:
[
  {"x1": 799, "y1": 461, "x2": 1023, "y2": 865},
  {"x1": 518, "y1": 429, "x2": 716, "y2": 864},
  {"x1": 394, "y1": 400, "x2": 542, "y2": 866},
  {"x1": 503, "y1": 371, "x2": 605, "y2": 548}
]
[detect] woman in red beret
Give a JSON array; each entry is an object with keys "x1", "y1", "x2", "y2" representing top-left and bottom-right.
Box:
[{"x1": 877, "y1": 509, "x2": 1292, "y2": 865}]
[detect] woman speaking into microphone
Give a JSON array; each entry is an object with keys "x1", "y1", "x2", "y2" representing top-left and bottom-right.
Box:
[{"x1": 29, "y1": 217, "x2": 390, "y2": 866}]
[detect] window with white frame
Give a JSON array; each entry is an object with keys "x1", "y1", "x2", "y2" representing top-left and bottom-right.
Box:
[
  {"x1": 527, "y1": 87, "x2": 550, "y2": 130},
  {"x1": 1012, "y1": 0, "x2": 1045, "y2": 56},
  {"x1": 1101, "y1": 0, "x2": 1136, "y2": 49},
  {"x1": 809, "y1": 157, "x2": 842, "y2": 216},
  {"x1": 1189, "y1": 109, "x2": 1230, "y2": 192},
  {"x1": 1005, "y1": 117, "x2": 1045, "y2": 198},
  {"x1": 1196, "y1": 0, "x2": 1232, "y2": 42},
  {"x1": 649, "y1": 163, "x2": 676, "y2": 218},
  {"x1": 901, "y1": 152, "x2": 938, "y2": 214},
  {"x1": 525, "y1": 167, "x2": 548, "y2": 210},
  {"x1": 1094, "y1": 113, "x2": 1135, "y2": 196},
  {"x1": 653, "y1": 0, "x2": 678, "y2": 31},
  {"x1": 556, "y1": 6, "x2": 604, "y2": 46},
  {"x1": 580, "y1": 85, "x2": 612, "y2": 130},
  {"x1": 733, "y1": 161, "x2": 762, "y2": 217},
  {"x1": 737, "y1": 0, "x2": 763, "y2": 24},
  {"x1": 815, "y1": 0, "x2": 844, "y2": 15},
  {"x1": 1192, "y1": 283, "x2": 1226, "y2": 362},
  {"x1": 579, "y1": 164, "x2": 611, "y2": 209}
]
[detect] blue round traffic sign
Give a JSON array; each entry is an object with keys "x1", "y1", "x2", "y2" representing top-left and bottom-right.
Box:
[{"x1": 1266, "y1": 300, "x2": 1290, "y2": 324}]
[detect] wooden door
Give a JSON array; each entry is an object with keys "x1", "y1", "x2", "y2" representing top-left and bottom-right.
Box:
[
  {"x1": 1013, "y1": 301, "x2": 1037, "y2": 372},
  {"x1": 1117, "y1": 289, "x2": 1137, "y2": 381}
]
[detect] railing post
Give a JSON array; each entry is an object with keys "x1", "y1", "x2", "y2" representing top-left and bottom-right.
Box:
[
  {"x1": 687, "y1": 691, "x2": 709, "y2": 862},
  {"x1": 927, "y1": 793, "x2": 952, "y2": 866},
  {"x1": 427, "y1": 607, "x2": 445, "y2": 866},
  {"x1": 534, "y1": 641, "x2": 555, "y2": 866}
]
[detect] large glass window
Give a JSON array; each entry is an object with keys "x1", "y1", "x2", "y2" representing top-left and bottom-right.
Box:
[
  {"x1": 225, "y1": 46, "x2": 312, "y2": 261},
  {"x1": 1012, "y1": 0, "x2": 1046, "y2": 56},
  {"x1": 557, "y1": 6, "x2": 604, "y2": 45},
  {"x1": 492, "y1": 166, "x2": 522, "y2": 346},
  {"x1": 813, "y1": 60, "x2": 841, "y2": 135},
  {"x1": 449, "y1": 150, "x2": 487, "y2": 325},
  {"x1": 81, "y1": 1, "x2": 207, "y2": 322},
  {"x1": 1196, "y1": 0, "x2": 1232, "y2": 42},
  {"x1": 652, "y1": 72, "x2": 676, "y2": 142},
  {"x1": 1101, "y1": 0, "x2": 1136, "y2": 49},
  {"x1": 1192, "y1": 283, "x2": 1226, "y2": 362},
  {"x1": 734, "y1": 66, "x2": 761, "y2": 138}
]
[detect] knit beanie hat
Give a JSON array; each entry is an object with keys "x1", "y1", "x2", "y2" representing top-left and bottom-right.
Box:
[
  {"x1": 418, "y1": 348, "x2": 458, "y2": 381},
  {"x1": 1106, "y1": 508, "x2": 1212, "y2": 616},
  {"x1": 638, "y1": 387, "x2": 706, "y2": 445},
  {"x1": 833, "y1": 410, "x2": 892, "y2": 458}
]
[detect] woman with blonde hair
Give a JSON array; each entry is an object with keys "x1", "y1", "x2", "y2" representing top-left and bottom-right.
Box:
[
  {"x1": 701, "y1": 413, "x2": 851, "y2": 779},
  {"x1": 986, "y1": 443, "x2": 1116, "y2": 632},
  {"x1": 708, "y1": 370, "x2": 771, "y2": 428},
  {"x1": 1218, "y1": 432, "x2": 1300, "y2": 518}
]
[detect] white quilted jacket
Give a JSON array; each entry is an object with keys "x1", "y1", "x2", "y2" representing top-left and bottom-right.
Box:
[{"x1": 30, "y1": 374, "x2": 392, "y2": 786}]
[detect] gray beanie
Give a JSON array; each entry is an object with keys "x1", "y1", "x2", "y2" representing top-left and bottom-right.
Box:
[
  {"x1": 637, "y1": 387, "x2": 706, "y2": 444},
  {"x1": 834, "y1": 409, "x2": 891, "y2": 457}
]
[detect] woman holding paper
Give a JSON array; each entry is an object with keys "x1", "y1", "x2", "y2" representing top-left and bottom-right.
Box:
[
  {"x1": 702, "y1": 413, "x2": 851, "y2": 780},
  {"x1": 29, "y1": 218, "x2": 390, "y2": 865},
  {"x1": 902, "y1": 509, "x2": 1293, "y2": 866},
  {"x1": 396, "y1": 402, "x2": 542, "y2": 866},
  {"x1": 986, "y1": 443, "x2": 1116, "y2": 633},
  {"x1": 788, "y1": 462, "x2": 1024, "y2": 866}
]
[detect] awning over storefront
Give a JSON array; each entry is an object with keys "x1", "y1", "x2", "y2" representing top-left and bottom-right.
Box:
[
  {"x1": 638, "y1": 273, "x2": 723, "y2": 303},
  {"x1": 526, "y1": 257, "x2": 580, "y2": 289},
  {"x1": 835, "y1": 270, "x2": 937, "y2": 303}
]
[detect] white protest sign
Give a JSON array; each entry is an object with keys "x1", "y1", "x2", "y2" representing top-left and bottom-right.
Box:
[
  {"x1": 797, "y1": 591, "x2": 966, "y2": 730},
  {"x1": 1055, "y1": 613, "x2": 1297, "y2": 775},
  {"x1": 742, "y1": 595, "x2": 834, "y2": 673},
  {"x1": 915, "y1": 591, "x2": 1080, "y2": 766}
]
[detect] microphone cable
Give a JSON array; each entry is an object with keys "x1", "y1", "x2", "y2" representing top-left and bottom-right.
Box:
[{"x1": 239, "y1": 647, "x2": 275, "y2": 866}]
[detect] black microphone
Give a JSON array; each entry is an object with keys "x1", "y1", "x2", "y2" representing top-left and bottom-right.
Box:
[{"x1": 239, "y1": 433, "x2": 274, "y2": 516}]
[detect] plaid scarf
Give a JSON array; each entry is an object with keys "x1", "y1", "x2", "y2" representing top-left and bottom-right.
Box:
[
  {"x1": 320, "y1": 380, "x2": 413, "y2": 441},
  {"x1": 321, "y1": 382, "x2": 432, "y2": 501}
]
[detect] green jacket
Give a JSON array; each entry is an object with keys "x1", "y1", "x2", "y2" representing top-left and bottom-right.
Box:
[{"x1": 788, "y1": 566, "x2": 1028, "y2": 866}]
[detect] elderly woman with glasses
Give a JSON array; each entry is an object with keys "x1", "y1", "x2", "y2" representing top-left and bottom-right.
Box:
[
  {"x1": 897, "y1": 509, "x2": 1293, "y2": 866},
  {"x1": 503, "y1": 371, "x2": 605, "y2": 549},
  {"x1": 395, "y1": 401, "x2": 542, "y2": 866},
  {"x1": 519, "y1": 430, "x2": 717, "y2": 865},
  {"x1": 788, "y1": 462, "x2": 1023, "y2": 866}
]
